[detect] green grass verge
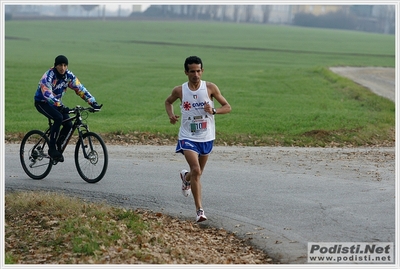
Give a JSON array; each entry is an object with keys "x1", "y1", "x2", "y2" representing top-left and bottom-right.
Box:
[
  {"x1": 5, "y1": 191, "x2": 151, "y2": 263},
  {"x1": 5, "y1": 20, "x2": 395, "y2": 146}
]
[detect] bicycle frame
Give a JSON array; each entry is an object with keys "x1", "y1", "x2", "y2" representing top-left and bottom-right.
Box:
[
  {"x1": 46, "y1": 107, "x2": 92, "y2": 159},
  {"x1": 20, "y1": 105, "x2": 108, "y2": 182}
]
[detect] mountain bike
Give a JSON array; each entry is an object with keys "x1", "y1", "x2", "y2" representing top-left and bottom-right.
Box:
[{"x1": 20, "y1": 105, "x2": 108, "y2": 183}]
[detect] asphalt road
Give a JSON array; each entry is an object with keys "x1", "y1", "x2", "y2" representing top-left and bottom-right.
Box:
[{"x1": 4, "y1": 143, "x2": 395, "y2": 264}]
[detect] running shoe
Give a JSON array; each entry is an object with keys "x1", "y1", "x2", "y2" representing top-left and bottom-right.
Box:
[
  {"x1": 196, "y1": 208, "x2": 207, "y2": 222},
  {"x1": 180, "y1": 169, "x2": 191, "y2": 197}
]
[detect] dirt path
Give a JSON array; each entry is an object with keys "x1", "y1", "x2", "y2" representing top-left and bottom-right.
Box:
[{"x1": 330, "y1": 66, "x2": 395, "y2": 102}]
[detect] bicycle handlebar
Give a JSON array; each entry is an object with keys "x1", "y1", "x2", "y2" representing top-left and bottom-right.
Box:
[{"x1": 68, "y1": 104, "x2": 103, "y2": 114}]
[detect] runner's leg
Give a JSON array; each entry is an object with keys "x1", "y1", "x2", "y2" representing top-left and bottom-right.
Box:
[{"x1": 183, "y1": 150, "x2": 209, "y2": 211}]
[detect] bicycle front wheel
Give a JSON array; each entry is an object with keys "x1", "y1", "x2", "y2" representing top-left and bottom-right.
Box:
[
  {"x1": 20, "y1": 130, "x2": 53, "y2": 179},
  {"x1": 75, "y1": 132, "x2": 108, "y2": 183}
]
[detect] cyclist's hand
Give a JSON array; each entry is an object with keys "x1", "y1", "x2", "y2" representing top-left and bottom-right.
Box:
[
  {"x1": 91, "y1": 102, "x2": 102, "y2": 110},
  {"x1": 59, "y1": 105, "x2": 70, "y2": 114}
]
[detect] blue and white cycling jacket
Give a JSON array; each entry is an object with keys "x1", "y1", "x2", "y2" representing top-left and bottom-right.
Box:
[{"x1": 34, "y1": 67, "x2": 96, "y2": 107}]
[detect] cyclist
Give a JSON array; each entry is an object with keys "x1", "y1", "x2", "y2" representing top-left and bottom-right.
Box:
[{"x1": 34, "y1": 55, "x2": 102, "y2": 162}]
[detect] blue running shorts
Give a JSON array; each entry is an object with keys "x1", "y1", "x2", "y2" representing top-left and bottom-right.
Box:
[{"x1": 175, "y1": 139, "x2": 214, "y2": 156}]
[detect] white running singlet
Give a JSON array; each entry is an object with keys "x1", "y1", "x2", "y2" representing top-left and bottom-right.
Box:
[{"x1": 178, "y1": 80, "x2": 215, "y2": 142}]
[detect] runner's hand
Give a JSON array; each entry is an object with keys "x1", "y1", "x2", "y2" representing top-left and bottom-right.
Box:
[{"x1": 169, "y1": 115, "x2": 180, "y2": 124}]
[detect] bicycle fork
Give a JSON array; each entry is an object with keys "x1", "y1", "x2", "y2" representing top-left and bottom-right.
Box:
[{"x1": 76, "y1": 127, "x2": 95, "y2": 160}]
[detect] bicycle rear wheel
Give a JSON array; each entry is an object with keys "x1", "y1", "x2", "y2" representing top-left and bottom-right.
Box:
[
  {"x1": 20, "y1": 130, "x2": 53, "y2": 179},
  {"x1": 75, "y1": 132, "x2": 108, "y2": 183}
]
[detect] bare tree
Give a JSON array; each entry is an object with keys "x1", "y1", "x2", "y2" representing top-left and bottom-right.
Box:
[
  {"x1": 60, "y1": 5, "x2": 69, "y2": 14},
  {"x1": 261, "y1": 5, "x2": 271, "y2": 23},
  {"x1": 180, "y1": 5, "x2": 186, "y2": 16},
  {"x1": 220, "y1": 5, "x2": 227, "y2": 21},
  {"x1": 101, "y1": 5, "x2": 106, "y2": 21},
  {"x1": 378, "y1": 5, "x2": 395, "y2": 34},
  {"x1": 161, "y1": 5, "x2": 170, "y2": 16},
  {"x1": 244, "y1": 5, "x2": 254, "y2": 22},
  {"x1": 81, "y1": 5, "x2": 98, "y2": 16},
  {"x1": 233, "y1": 5, "x2": 241, "y2": 23},
  {"x1": 209, "y1": 5, "x2": 220, "y2": 20},
  {"x1": 190, "y1": 5, "x2": 200, "y2": 19}
]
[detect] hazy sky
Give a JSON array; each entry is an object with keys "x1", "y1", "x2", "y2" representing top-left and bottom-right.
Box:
[{"x1": 107, "y1": 4, "x2": 150, "y2": 12}]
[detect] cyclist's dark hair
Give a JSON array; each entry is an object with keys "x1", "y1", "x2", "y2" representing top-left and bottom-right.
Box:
[{"x1": 184, "y1": 56, "x2": 203, "y2": 71}]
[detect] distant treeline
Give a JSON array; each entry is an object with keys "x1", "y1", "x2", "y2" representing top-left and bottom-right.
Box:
[
  {"x1": 141, "y1": 5, "x2": 395, "y2": 34},
  {"x1": 5, "y1": 4, "x2": 395, "y2": 35}
]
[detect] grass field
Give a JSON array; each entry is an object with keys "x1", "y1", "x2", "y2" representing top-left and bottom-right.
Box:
[{"x1": 4, "y1": 20, "x2": 395, "y2": 146}]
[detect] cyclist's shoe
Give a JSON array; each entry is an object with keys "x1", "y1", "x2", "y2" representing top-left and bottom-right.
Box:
[
  {"x1": 48, "y1": 147, "x2": 64, "y2": 162},
  {"x1": 180, "y1": 169, "x2": 191, "y2": 197},
  {"x1": 57, "y1": 155, "x2": 64, "y2": 163},
  {"x1": 196, "y1": 208, "x2": 207, "y2": 222}
]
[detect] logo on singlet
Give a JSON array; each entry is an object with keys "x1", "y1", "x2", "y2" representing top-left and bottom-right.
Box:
[
  {"x1": 183, "y1": 100, "x2": 209, "y2": 111},
  {"x1": 183, "y1": 101, "x2": 191, "y2": 111}
]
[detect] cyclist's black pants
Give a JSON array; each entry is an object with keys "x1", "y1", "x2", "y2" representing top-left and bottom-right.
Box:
[{"x1": 34, "y1": 101, "x2": 72, "y2": 149}]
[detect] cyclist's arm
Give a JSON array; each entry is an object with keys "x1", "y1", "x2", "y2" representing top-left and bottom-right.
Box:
[
  {"x1": 37, "y1": 71, "x2": 62, "y2": 107},
  {"x1": 67, "y1": 71, "x2": 96, "y2": 105}
]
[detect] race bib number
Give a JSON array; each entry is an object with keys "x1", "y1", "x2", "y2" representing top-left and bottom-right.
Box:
[{"x1": 190, "y1": 119, "x2": 207, "y2": 134}]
